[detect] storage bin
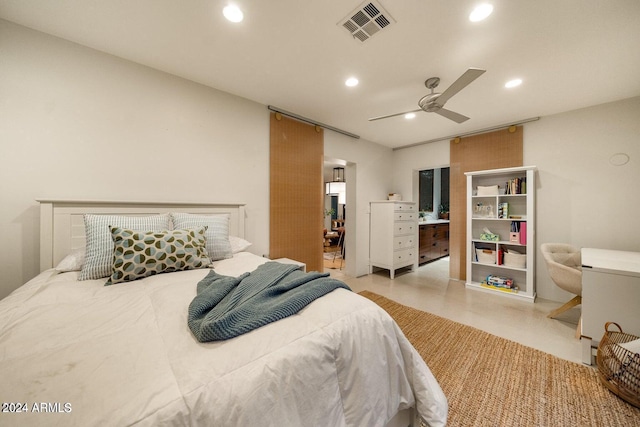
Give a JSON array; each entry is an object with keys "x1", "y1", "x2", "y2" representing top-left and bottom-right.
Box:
[
  {"x1": 504, "y1": 252, "x2": 526, "y2": 268},
  {"x1": 477, "y1": 185, "x2": 499, "y2": 196},
  {"x1": 473, "y1": 204, "x2": 494, "y2": 218},
  {"x1": 597, "y1": 322, "x2": 640, "y2": 408},
  {"x1": 476, "y1": 249, "x2": 496, "y2": 264}
]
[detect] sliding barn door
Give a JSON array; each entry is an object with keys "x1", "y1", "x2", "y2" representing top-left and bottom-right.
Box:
[
  {"x1": 449, "y1": 126, "x2": 523, "y2": 280},
  {"x1": 270, "y1": 113, "x2": 324, "y2": 272}
]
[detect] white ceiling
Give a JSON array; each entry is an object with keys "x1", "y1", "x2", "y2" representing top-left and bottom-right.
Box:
[{"x1": 2, "y1": 0, "x2": 640, "y2": 149}]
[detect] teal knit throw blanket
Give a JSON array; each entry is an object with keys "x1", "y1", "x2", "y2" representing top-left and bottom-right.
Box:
[{"x1": 188, "y1": 262, "x2": 351, "y2": 342}]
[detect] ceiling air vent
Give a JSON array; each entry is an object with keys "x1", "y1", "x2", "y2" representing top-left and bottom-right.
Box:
[{"x1": 339, "y1": 1, "x2": 395, "y2": 43}]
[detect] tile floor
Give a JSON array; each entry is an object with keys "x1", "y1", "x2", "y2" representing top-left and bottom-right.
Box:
[{"x1": 326, "y1": 257, "x2": 586, "y2": 365}]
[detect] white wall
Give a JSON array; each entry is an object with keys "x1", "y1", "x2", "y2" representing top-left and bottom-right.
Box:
[
  {"x1": 392, "y1": 139, "x2": 450, "y2": 205},
  {"x1": 0, "y1": 21, "x2": 271, "y2": 299},
  {"x1": 0, "y1": 20, "x2": 393, "y2": 298},
  {"x1": 392, "y1": 96, "x2": 640, "y2": 301},
  {"x1": 526, "y1": 96, "x2": 640, "y2": 301}
]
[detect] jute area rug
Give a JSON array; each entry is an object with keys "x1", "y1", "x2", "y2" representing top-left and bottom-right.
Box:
[{"x1": 359, "y1": 291, "x2": 640, "y2": 426}]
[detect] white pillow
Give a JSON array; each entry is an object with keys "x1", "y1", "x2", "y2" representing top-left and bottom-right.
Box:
[
  {"x1": 55, "y1": 247, "x2": 86, "y2": 272},
  {"x1": 229, "y1": 236, "x2": 252, "y2": 253},
  {"x1": 170, "y1": 213, "x2": 233, "y2": 261},
  {"x1": 79, "y1": 214, "x2": 171, "y2": 281}
]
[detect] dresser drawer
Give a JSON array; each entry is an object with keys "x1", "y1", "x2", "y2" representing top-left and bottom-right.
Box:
[
  {"x1": 394, "y1": 212, "x2": 417, "y2": 222},
  {"x1": 433, "y1": 229, "x2": 448, "y2": 240},
  {"x1": 394, "y1": 248, "x2": 416, "y2": 264},
  {"x1": 421, "y1": 224, "x2": 437, "y2": 236},
  {"x1": 394, "y1": 203, "x2": 416, "y2": 212},
  {"x1": 394, "y1": 235, "x2": 416, "y2": 250},
  {"x1": 393, "y1": 222, "x2": 416, "y2": 236}
]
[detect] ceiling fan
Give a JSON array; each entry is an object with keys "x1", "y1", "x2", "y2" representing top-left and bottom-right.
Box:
[{"x1": 369, "y1": 68, "x2": 486, "y2": 123}]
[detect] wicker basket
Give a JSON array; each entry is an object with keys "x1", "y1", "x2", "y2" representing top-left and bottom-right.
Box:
[{"x1": 596, "y1": 322, "x2": 640, "y2": 408}]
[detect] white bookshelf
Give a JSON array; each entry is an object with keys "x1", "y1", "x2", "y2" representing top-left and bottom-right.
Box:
[{"x1": 465, "y1": 166, "x2": 537, "y2": 302}]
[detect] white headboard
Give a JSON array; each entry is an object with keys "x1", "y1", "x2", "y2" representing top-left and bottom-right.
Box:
[{"x1": 38, "y1": 199, "x2": 246, "y2": 272}]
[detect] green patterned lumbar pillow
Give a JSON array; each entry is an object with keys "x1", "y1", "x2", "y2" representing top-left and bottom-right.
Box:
[{"x1": 106, "y1": 226, "x2": 211, "y2": 285}]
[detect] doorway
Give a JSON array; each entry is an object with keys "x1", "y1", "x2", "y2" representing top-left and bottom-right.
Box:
[
  {"x1": 323, "y1": 159, "x2": 347, "y2": 272},
  {"x1": 419, "y1": 167, "x2": 450, "y2": 220},
  {"x1": 417, "y1": 166, "x2": 451, "y2": 265}
]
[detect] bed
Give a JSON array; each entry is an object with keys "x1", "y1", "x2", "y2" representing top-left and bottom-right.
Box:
[{"x1": 0, "y1": 200, "x2": 447, "y2": 427}]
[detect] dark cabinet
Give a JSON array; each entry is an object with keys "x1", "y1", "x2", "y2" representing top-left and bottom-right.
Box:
[{"x1": 419, "y1": 223, "x2": 449, "y2": 264}]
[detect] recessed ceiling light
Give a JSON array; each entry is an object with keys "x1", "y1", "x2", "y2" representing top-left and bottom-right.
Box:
[
  {"x1": 505, "y1": 78, "x2": 522, "y2": 88},
  {"x1": 404, "y1": 113, "x2": 416, "y2": 119},
  {"x1": 469, "y1": 4, "x2": 493, "y2": 22},
  {"x1": 345, "y1": 77, "x2": 359, "y2": 87},
  {"x1": 223, "y1": 5, "x2": 243, "y2": 23}
]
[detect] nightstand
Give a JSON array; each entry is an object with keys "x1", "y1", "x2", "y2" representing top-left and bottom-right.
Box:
[{"x1": 273, "y1": 258, "x2": 307, "y2": 272}]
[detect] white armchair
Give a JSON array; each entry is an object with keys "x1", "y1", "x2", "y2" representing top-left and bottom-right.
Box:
[{"x1": 540, "y1": 243, "x2": 582, "y2": 337}]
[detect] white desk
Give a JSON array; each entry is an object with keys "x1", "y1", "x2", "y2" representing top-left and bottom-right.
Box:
[{"x1": 580, "y1": 248, "x2": 640, "y2": 364}]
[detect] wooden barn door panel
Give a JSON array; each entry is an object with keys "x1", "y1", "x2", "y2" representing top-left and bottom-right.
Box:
[
  {"x1": 449, "y1": 126, "x2": 523, "y2": 280},
  {"x1": 270, "y1": 113, "x2": 324, "y2": 272}
]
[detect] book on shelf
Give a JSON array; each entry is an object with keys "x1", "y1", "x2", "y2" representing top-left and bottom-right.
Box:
[
  {"x1": 480, "y1": 283, "x2": 519, "y2": 293},
  {"x1": 485, "y1": 274, "x2": 516, "y2": 289},
  {"x1": 498, "y1": 202, "x2": 509, "y2": 219},
  {"x1": 519, "y1": 222, "x2": 527, "y2": 245},
  {"x1": 504, "y1": 176, "x2": 526, "y2": 195}
]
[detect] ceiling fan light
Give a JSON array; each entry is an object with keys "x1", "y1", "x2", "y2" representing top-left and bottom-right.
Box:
[
  {"x1": 505, "y1": 78, "x2": 522, "y2": 88},
  {"x1": 404, "y1": 113, "x2": 416, "y2": 119},
  {"x1": 469, "y1": 4, "x2": 493, "y2": 22},
  {"x1": 223, "y1": 5, "x2": 244, "y2": 22}
]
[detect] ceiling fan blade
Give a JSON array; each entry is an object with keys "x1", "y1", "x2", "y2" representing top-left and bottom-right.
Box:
[
  {"x1": 435, "y1": 108, "x2": 470, "y2": 123},
  {"x1": 436, "y1": 68, "x2": 486, "y2": 106},
  {"x1": 368, "y1": 109, "x2": 423, "y2": 121}
]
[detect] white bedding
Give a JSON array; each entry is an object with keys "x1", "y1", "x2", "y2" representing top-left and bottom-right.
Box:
[{"x1": 0, "y1": 252, "x2": 447, "y2": 426}]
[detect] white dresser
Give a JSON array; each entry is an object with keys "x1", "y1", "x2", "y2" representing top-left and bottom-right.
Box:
[{"x1": 369, "y1": 201, "x2": 418, "y2": 279}]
